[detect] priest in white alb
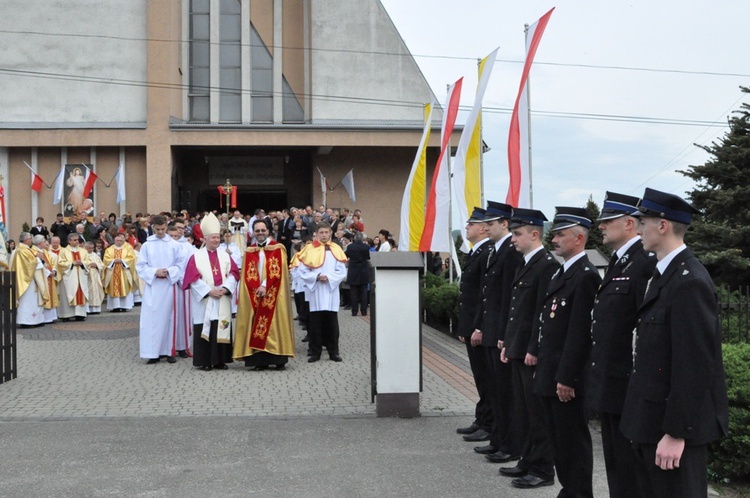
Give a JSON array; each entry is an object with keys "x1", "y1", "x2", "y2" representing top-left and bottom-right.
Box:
[
  {"x1": 103, "y1": 234, "x2": 135, "y2": 312},
  {"x1": 57, "y1": 233, "x2": 91, "y2": 322},
  {"x1": 85, "y1": 241, "x2": 105, "y2": 314},
  {"x1": 11, "y1": 233, "x2": 47, "y2": 328}
]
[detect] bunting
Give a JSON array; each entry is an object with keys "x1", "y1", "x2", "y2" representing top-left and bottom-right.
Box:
[
  {"x1": 419, "y1": 78, "x2": 463, "y2": 253},
  {"x1": 506, "y1": 7, "x2": 554, "y2": 208},
  {"x1": 453, "y1": 48, "x2": 498, "y2": 252},
  {"x1": 399, "y1": 103, "x2": 433, "y2": 251}
]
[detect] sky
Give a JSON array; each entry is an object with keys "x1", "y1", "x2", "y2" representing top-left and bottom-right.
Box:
[{"x1": 379, "y1": 0, "x2": 749, "y2": 220}]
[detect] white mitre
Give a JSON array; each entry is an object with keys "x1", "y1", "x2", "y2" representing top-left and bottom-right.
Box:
[{"x1": 201, "y1": 212, "x2": 221, "y2": 236}]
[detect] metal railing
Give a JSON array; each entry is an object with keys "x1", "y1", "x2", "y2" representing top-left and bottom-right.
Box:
[
  {"x1": 0, "y1": 270, "x2": 17, "y2": 383},
  {"x1": 718, "y1": 285, "x2": 750, "y2": 344}
]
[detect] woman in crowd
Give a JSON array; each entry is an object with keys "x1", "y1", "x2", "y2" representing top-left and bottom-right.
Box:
[{"x1": 378, "y1": 230, "x2": 391, "y2": 252}]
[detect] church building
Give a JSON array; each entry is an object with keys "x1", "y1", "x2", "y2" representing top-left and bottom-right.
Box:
[{"x1": 0, "y1": 0, "x2": 443, "y2": 237}]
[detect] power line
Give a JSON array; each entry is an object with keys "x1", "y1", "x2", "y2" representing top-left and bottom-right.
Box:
[
  {"x1": 0, "y1": 67, "x2": 733, "y2": 129},
  {"x1": 0, "y1": 27, "x2": 748, "y2": 79}
]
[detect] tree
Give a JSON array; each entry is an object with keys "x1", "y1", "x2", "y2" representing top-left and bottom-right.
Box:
[{"x1": 680, "y1": 86, "x2": 750, "y2": 286}]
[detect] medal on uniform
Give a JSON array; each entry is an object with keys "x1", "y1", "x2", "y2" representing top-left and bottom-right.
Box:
[{"x1": 550, "y1": 298, "x2": 557, "y2": 318}]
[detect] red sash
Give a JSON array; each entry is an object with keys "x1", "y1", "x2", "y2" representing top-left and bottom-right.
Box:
[{"x1": 243, "y1": 244, "x2": 283, "y2": 350}]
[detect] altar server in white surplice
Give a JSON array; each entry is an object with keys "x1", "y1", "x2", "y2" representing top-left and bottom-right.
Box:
[{"x1": 136, "y1": 215, "x2": 185, "y2": 364}]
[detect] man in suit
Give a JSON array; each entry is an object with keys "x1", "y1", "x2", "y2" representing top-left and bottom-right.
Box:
[
  {"x1": 455, "y1": 208, "x2": 494, "y2": 440},
  {"x1": 621, "y1": 188, "x2": 728, "y2": 498},
  {"x1": 345, "y1": 232, "x2": 370, "y2": 316},
  {"x1": 534, "y1": 207, "x2": 601, "y2": 497},
  {"x1": 469, "y1": 201, "x2": 524, "y2": 462},
  {"x1": 498, "y1": 208, "x2": 559, "y2": 488},
  {"x1": 586, "y1": 192, "x2": 656, "y2": 498}
]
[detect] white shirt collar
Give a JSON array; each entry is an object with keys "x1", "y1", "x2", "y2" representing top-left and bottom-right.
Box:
[
  {"x1": 563, "y1": 250, "x2": 586, "y2": 272},
  {"x1": 471, "y1": 238, "x2": 489, "y2": 251},
  {"x1": 656, "y1": 244, "x2": 687, "y2": 275},
  {"x1": 524, "y1": 245, "x2": 545, "y2": 264},
  {"x1": 494, "y1": 233, "x2": 512, "y2": 251},
  {"x1": 615, "y1": 235, "x2": 641, "y2": 260}
]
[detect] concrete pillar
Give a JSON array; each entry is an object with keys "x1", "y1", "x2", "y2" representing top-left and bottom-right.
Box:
[
  {"x1": 273, "y1": 0, "x2": 283, "y2": 123},
  {"x1": 209, "y1": 0, "x2": 220, "y2": 123},
  {"x1": 118, "y1": 147, "x2": 127, "y2": 215},
  {"x1": 0, "y1": 147, "x2": 9, "y2": 229},
  {"x1": 241, "y1": 0, "x2": 251, "y2": 123},
  {"x1": 31, "y1": 148, "x2": 39, "y2": 226}
]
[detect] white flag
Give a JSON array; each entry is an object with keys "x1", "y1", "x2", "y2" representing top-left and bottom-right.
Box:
[
  {"x1": 114, "y1": 165, "x2": 126, "y2": 203},
  {"x1": 341, "y1": 170, "x2": 356, "y2": 203},
  {"x1": 317, "y1": 167, "x2": 329, "y2": 206},
  {"x1": 52, "y1": 167, "x2": 65, "y2": 205}
]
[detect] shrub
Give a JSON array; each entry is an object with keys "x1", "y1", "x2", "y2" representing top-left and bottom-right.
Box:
[
  {"x1": 709, "y1": 342, "x2": 750, "y2": 479},
  {"x1": 423, "y1": 282, "x2": 459, "y2": 325}
]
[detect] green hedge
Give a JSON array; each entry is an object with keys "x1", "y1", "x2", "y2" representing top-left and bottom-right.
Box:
[
  {"x1": 709, "y1": 343, "x2": 750, "y2": 480},
  {"x1": 422, "y1": 272, "x2": 459, "y2": 330}
]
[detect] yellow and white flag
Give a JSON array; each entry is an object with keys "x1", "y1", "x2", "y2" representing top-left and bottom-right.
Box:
[{"x1": 399, "y1": 103, "x2": 434, "y2": 251}]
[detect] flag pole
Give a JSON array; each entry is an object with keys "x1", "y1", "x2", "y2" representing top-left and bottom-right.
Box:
[
  {"x1": 524, "y1": 23, "x2": 534, "y2": 208},
  {"x1": 477, "y1": 57, "x2": 486, "y2": 208}
]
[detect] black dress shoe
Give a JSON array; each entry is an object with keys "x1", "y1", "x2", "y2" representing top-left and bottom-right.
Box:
[
  {"x1": 146, "y1": 358, "x2": 160, "y2": 364},
  {"x1": 177, "y1": 350, "x2": 189, "y2": 358},
  {"x1": 301, "y1": 335, "x2": 309, "y2": 342},
  {"x1": 200, "y1": 365, "x2": 213, "y2": 371},
  {"x1": 485, "y1": 451, "x2": 519, "y2": 463},
  {"x1": 473, "y1": 444, "x2": 498, "y2": 454},
  {"x1": 511, "y1": 475, "x2": 554, "y2": 489},
  {"x1": 329, "y1": 354, "x2": 343, "y2": 362},
  {"x1": 166, "y1": 356, "x2": 177, "y2": 364},
  {"x1": 463, "y1": 429, "x2": 491, "y2": 442},
  {"x1": 275, "y1": 364, "x2": 286, "y2": 371},
  {"x1": 308, "y1": 356, "x2": 320, "y2": 363},
  {"x1": 215, "y1": 363, "x2": 229, "y2": 370},
  {"x1": 456, "y1": 423, "x2": 480, "y2": 435},
  {"x1": 255, "y1": 365, "x2": 269, "y2": 371},
  {"x1": 499, "y1": 464, "x2": 528, "y2": 477}
]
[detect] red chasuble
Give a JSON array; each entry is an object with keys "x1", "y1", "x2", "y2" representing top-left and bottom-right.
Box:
[{"x1": 243, "y1": 242, "x2": 284, "y2": 350}]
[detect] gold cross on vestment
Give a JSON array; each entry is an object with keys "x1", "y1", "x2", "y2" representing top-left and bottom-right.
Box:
[{"x1": 212, "y1": 266, "x2": 219, "y2": 276}]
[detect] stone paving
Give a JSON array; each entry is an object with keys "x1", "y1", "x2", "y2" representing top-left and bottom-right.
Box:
[{"x1": 0, "y1": 306, "x2": 476, "y2": 420}]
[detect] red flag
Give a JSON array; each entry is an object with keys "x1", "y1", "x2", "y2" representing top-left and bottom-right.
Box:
[
  {"x1": 218, "y1": 185, "x2": 225, "y2": 208},
  {"x1": 506, "y1": 7, "x2": 554, "y2": 207},
  {"x1": 419, "y1": 78, "x2": 463, "y2": 253},
  {"x1": 230, "y1": 186, "x2": 237, "y2": 209},
  {"x1": 83, "y1": 168, "x2": 98, "y2": 197},
  {"x1": 31, "y1": 171, "x2": 44, "y2": 192}
]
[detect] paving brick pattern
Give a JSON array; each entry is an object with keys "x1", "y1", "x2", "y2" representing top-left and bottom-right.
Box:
[{"x1": 0, "y1": 307, "x2": 476, "y2": 420}]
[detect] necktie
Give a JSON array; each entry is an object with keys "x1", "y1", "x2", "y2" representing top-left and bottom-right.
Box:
[
  {"x1": 644, "y1": 268, "x2": 661, "y2": 298},
  {"x1": 486, "y1": 245, "x2": 494, "y2": 269},
  {"x1": 468, "y1": 248, "x2": 474, "y2": 257},
  {"x1": 607, "y1": 252, "x2": 618, "y2": 273}
]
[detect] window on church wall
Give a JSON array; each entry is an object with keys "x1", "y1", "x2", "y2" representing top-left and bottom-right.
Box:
[
  {"x1": 189, "y1": 0, "x2": 210, "y2": 122},
  {"x1": 250, "y1": 25, "x2": 273, "y2": 123},
  {"x1": 219, "y1": 0, "x2": 242, "y2": 122}
]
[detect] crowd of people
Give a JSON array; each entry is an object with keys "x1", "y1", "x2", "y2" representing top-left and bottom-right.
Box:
[
  {"x1": 455, "y1": 189, "x2": 728, "y2": 498},
  {"x1": 4, "y1": 204, "x2": 392, "y2": 370}
]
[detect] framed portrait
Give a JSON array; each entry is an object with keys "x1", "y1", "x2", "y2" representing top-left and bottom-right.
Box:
[{"x1": 64, "y1": 164, "x2": 94, "y2": 219}]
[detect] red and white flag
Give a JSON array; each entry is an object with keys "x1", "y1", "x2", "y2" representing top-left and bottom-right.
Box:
[
  {"x1": 419, "y1": 78, "x2": 463, "y2": 253},
  {"x1": 506, "y1": 7, "x2": 554, "y2": 208},
  {"x1": 83, "y1": 164, "x2": 98, "y2": 198},
  {"x1": 31, "y1": 171, "x2": 44, "y2": 192}
]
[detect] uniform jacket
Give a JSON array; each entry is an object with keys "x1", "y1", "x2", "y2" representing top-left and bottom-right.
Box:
[
  {"x1": 474, "y1": 236, "x2": 524, "y2": 347},
  {"x1": 620, "y1": 248, "x2": 729, "y2": 445},
  {"x1": 456, "y1": 239, "x2": 490, "y2": 339},
  {"x1": 586, "y1": 240, "x2": 655, "y2": 414},
  {"x1": 533, "y1": 254, "x2": 601, "y2": 397},
  {"x1": 503, "y1": 248, "x2": 560, "y2": 360},
  {"x1": 344, "y1": 241, "x2": 370, "y2": 286}
]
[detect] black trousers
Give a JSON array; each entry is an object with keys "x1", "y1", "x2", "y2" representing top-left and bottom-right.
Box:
[
  {"x1": 464, "y1": 341, "x2": 493, "y2": 431},
  {"x1": 349, "y1": 284, "x2": 368, "y2": 315},
  {"x1": 484, "y1": 347, "x2": 518, "y2": 454},
  {"x1": 308, "y1": 311, "x2": 340, "y2": 357},
  {"x1": 600, "y1": 411, "x2": 639, "y2": 498},
  {"x1": 631, "y1": 442, "x2": 708, "y2": 498},
  {"x1": 541, "y1": 395, "x2": 593, "y2": 498},
  {"x1": 294, "y1": 292, "x2": 309, "y2": 324},
  {"x1": 511, "y1": 359, "x2": 554, "y2": 478},
  {"x1": 192, "y1": 322, "x2": 233, "y2": 368}
]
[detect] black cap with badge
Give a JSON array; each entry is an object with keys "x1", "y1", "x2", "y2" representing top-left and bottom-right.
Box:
[
  {"x1": 510, "y1": 207, "x2": 548, "y2": 228},
  {"x1": 631, "y1": 188, "x2": 701, "y2": 225},
  {"x1": 484, "y1": 200, "x2": 513, "y2": 222},
  {"x1": 550, "y1": 206, "x2": 593, "y2": 232},
  {"x1": 467, "y1": 207, "x2": 487, "y2": 224},
  {"x1": 598, "y1": 191, "x2": 641, "y2": 221}
]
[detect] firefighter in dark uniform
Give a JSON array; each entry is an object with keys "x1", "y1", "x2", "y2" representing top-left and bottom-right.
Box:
[
  {"x1": 469, "y1": 201, "x2": 524, "y2": 461},
  {"x1": 621, "y1": 188, "x2": 728, "y2": 498},
  {"x1": 455, "y1": 207, "x2": 494, "y2": 440},
  {"x1": 497, "y1": 208, "x2": 560, "y2": 488},
  {"x1": 586, "y1": 192, "x2": 656, "y2": 498},
  {"x1": 534, "y1": 207, "x2": 601, "y2": 497}
]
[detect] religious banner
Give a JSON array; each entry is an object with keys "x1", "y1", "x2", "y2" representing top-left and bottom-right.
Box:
[
  {"x1": 64, "y1": 164, "x2": 94, "y2": 217},
  {"x1": 242, "y1": 246, "x2": 284, "y2": 350}
]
